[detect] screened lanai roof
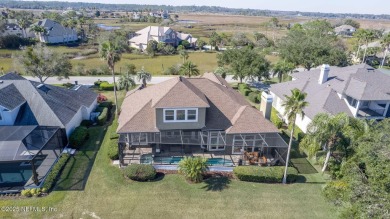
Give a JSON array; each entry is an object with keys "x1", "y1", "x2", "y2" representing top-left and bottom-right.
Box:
[{"x1": 0, "y1": 126, "x2": 59, "y2": 162}]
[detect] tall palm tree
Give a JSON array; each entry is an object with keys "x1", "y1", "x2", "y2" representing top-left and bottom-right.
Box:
[
  {"x1": 272, "y1": 60, "x2": 295, "y2": 83},
  {"x1": 304, "y1": 113, "x2": 350, "y2": 172},
  {"x1": 180, "y1": 61, "x2": 200, "y2": 78},
  {"x1": 281, "y1": 88, "x2": 308, "y2": 184},
  {"x1": 31, "y1": 24, "x2": 46, "y2": 41},
  {"x1": 137, "y1": 67, "x2": 152, "y2": 87},
  {"x1": 99, "y1": 41, "x2": 122, "y2": 116},
  {"x1": 361, "y1": 29, "x2": 376, "y2": 63},
  {"x1": 17, "y1": 17, "x2": 30, "y2": 38},
  {"x1": 380, "y1": 33, "x2": 390, "y2": 68},
  {"x1": 178, "y1": 47, "x2": 189, "y2": 63},
  {"x1": 118, "y1": 72, "x2": 136, "y2": 91}
]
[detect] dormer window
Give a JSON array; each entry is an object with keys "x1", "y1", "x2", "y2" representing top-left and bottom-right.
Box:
[{"x1": 163, "y1": 108, "x2": 198, "y2": 122}]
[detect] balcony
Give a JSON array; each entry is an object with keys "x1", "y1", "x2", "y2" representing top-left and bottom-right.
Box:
[{"x1": 357, "y1": 108, "x2": 384, "y2": 118}]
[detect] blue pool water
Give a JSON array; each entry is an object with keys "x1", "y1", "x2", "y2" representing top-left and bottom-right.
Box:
[{"x1": 141, "y1": 156, "x2": 234, "y2": 166}]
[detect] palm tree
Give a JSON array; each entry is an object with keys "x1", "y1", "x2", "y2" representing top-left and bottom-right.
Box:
[
  {"x1": 17, "y1": 17, "x2": 30, "y2": 38},
  {"x1": 272, "y1": 60, "x2": 295, "y2": 83},
  {"x1": 99, "y1": 41, "x2": 122, "y2": 116},
  {"x1": 180, "y1": 61, "x2": 200, "y2": 78},
  {"x1": 137, "y1": 67, "x2": 152, "y2": 87},
  {"x1": 380, "y1": 33, "x2": 390, "y2": 68},
  {"x1": 281, "y1": 88, "x2": 308, "y2": 184},
  {"x1": 360, "y1": 29, "x2": 376, "y2": 63},
  {"x1": 303, "y1": 113, "x2": 351, "y2": 172},
  {"x1": 31, "y1": 24, "x2": 46, "y2": 41},
  {"x1": 118, "y1": 72, "x2": 136, "y2": 91},
  {"x1": 178, "y1": 46, "x2": 189, "y2": 63}
]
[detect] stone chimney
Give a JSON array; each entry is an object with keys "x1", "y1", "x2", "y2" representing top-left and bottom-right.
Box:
[
  {"x1": 260, "y1": 92, "x2": 273, "y2": 120},
  {"x1": 318, "y1": 64, "x2": 330, "y2": 84}
]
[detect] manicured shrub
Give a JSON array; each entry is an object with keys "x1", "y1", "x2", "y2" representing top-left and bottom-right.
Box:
[
  {"x1": 233, "y1": 166, "x2": 298, "y2": 183},
  {"x1": 242, "y1": 88, "x2": 251, "y2": 96},
  {"x1": 270, "y1": 107, "x2": 283, "y2": 129},
  {"x1": 62, "y1": 82, "x2": 73, "y2": 88},
  {"x1": 97, "y1": 108, "x2": 108, "y2": 125},
  {"x1": 99, "y1": 82, "x2": 115, "y2": 91},
  {"x1": 94, "y1": 80, "x2": 107, "y2": 86},
  {"x1": 123, "y1": 164, "x2": 156, "y2": 181},
  {"x1": 69, "y1": 126, "x2": 89, "y2": 148},
  {"x1": 80, "y1": 120, "x2": 93, "y2": 127},
  {"x1": 238, "y1": 83, "x2": 249, "y2": 93},
  {"x1": 248, "y1": 91, "x2": 261, "y2": 103},
  {"x1": 107, "y1": 140, "x2": 119, "y2": 160},
  {"x1": 178, "y1": 156, "x2": 208, "y2": 183},
  {"x1": 21, "y1": 189, "x2": 32, "y2": 197},
  {"x1": 42, "y1": 154, "x2": 70, "y2": 191},
  {"x1": 99, "y1": 101, "x2": 113, "y2": 109}
]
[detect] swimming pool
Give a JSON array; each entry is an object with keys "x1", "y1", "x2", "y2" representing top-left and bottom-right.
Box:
[{"x1": 141, "y1": 156, "x2": 234, "y2": 166}]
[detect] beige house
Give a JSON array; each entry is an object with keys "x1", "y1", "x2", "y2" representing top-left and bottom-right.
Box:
[{"x1": 117, "y1": 73, "x2": 288, "y2": 167}]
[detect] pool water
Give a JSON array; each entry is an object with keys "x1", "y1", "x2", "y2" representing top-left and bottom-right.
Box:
[{"x1": 141, "y1": 155, "x2": 234, "y2": 166}]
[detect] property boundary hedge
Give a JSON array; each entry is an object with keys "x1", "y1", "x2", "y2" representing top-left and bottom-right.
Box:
[
  {"x1": 233, "y1": 166, "x2": 298, "y2": 183},
  {"x1": 42, "y1": 154, "x2": 70, "y2": 191}
]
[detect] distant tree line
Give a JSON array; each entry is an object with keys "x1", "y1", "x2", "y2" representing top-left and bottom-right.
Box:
[{"x1": 0, "y1": 0, "x2": 389, "y2": 20}]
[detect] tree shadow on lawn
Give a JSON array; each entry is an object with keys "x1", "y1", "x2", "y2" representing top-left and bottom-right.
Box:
[{"x1": 202, "y1": 175, "x2": 231, "y2": 191}]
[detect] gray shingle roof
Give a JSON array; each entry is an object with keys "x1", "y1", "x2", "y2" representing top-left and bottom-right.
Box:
[
  {"x1": 0, "y1": 73, "x2": 97, "y2": 127},
  {"x1": 270, "y1": 64, "x2": 390, "y2": 119},
  {"x1": 35, "y1": 19, "x2": 77, "y2": 38},
  {"x1": 0, "y1": 84, "x2": 25, "y2": 110}
]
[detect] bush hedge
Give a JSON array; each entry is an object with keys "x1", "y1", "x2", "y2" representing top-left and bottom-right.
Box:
[
  {"x1": 99, "y1": 101, "x2": 113, "y2": 109},
  {"x1": 97, "y1": 107, "x2": 108, "y2": 125},
  {"x1": 99, "y1": 82, "x2": 115, "y2": 91},
  {"x1": 107, "y1": 140, "x2": 119, "y2": 160},
  {"x1": 42, "y1": 154, "x2": 70, "y2": 191},
  {"x1": 248, "y1": 91, "x2": 261, "y2": 103},
  {"x1": 94, "y1": 80, "x2": 108, "y2": 86},
  {"x1": 270, "y1": 107, "x2": 283, "y2": 129},
  {"x1": 69, "y1": 126, "x2": 89, "y2": 148},
  {"x1": 123, "y1": 164, "x2": 156, "y2": 181},
  {"x1": 80, "y1": 120, "x2": 93, "y2": 127},
  {"x1": 233, "y1": 166, "x2": 298, "y2": 183}
]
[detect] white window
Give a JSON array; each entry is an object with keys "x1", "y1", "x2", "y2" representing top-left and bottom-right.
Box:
[{"x1": 163, "y1": 108, "x2": 198, "y2": 122}]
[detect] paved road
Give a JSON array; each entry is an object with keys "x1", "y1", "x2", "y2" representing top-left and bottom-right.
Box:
[{"x1": 24, "y1": 75, "x2": 241, "y2": 85}]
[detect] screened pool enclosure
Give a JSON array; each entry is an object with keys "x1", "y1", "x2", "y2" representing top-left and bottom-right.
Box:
[
  {"x1": 0, "y1": 126, "x2": 65, "y2": 192},
  {"x1": 118, "y1": 130, "x2": 288, "y2": 167}
]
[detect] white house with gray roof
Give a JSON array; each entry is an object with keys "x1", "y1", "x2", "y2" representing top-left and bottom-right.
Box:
[
  {"x1": 269, "y1": 64, "x2": 390, "y2": 132},
  {"x1": 32, "y1": 19, "x2": 78, "y2": 44}
]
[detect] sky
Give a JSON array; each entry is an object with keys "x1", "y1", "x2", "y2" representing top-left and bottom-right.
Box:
[{"x1": 32, "y1": 0, "x2": 390, "y2": 14}]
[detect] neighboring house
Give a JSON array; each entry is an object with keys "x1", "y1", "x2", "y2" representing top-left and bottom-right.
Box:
[
  {"x1": 177, "y1": 32, "x2": 198, "y2": 48},
  {"x1": 0, "y1": 19, "x2": 24, "y2": 37},
  {"x1": 149, "y1": 10, "x2": 169, "y2": 19},
  {"x1": 32, "y1": 19, "x2": 78, "y2": 44},
  {"x1": 334, "y1": 25, "x2": 356, "y2": 36},
  {"x1": 117, "y1": 73, "x2": 288, "y2": 167},
  {"x1": 129, "y1": 26, "x2": 197, "y2": 51},
  {"x1": 0, "y1": 73, "x2": 98, "y2": 137},
  {"x1": 132, "y1": 12, "x2": 141, "y2": 20},
  {"x1": 270, "y1": 64, "x2": 390, "y2": 133},
  {"x1": 0, "y1": 73, "x2": 97, "y2": 191}
]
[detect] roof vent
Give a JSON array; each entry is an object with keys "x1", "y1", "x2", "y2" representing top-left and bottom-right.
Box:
[
  {"x1": 36, "y1": 84, "x2": 44, "y2": 88},
  {"x1": 70, "y1": 85, "x2": 81, "y2": 91},
  {"x1": 0, "y1": 80, "x2": 3, "y2": 84}
]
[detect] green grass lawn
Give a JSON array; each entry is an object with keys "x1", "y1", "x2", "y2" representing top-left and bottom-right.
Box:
[
  {"x1": 71, "y1": 52, "x2": 218, "y2": 75},
  {"x1": 0, "y1": 88, "x2": 336, "y2": 219}
]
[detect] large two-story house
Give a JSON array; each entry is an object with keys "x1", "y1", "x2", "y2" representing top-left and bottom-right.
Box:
[
  {"x1": 117, "y1": 73, "x2": 288, "y2": 166},
  {"x1": 32, "y1": 19, "x2": 78, "y2": 44},
  {"x1": 270, "y1": 64, "x2": 390, "y2": 132},
  {"x1": 0, "y1": 73, "x2": 97, "y2": 191},
  {"x1": 129, "y1": 26, "x2": 198, "y2": 51}
]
